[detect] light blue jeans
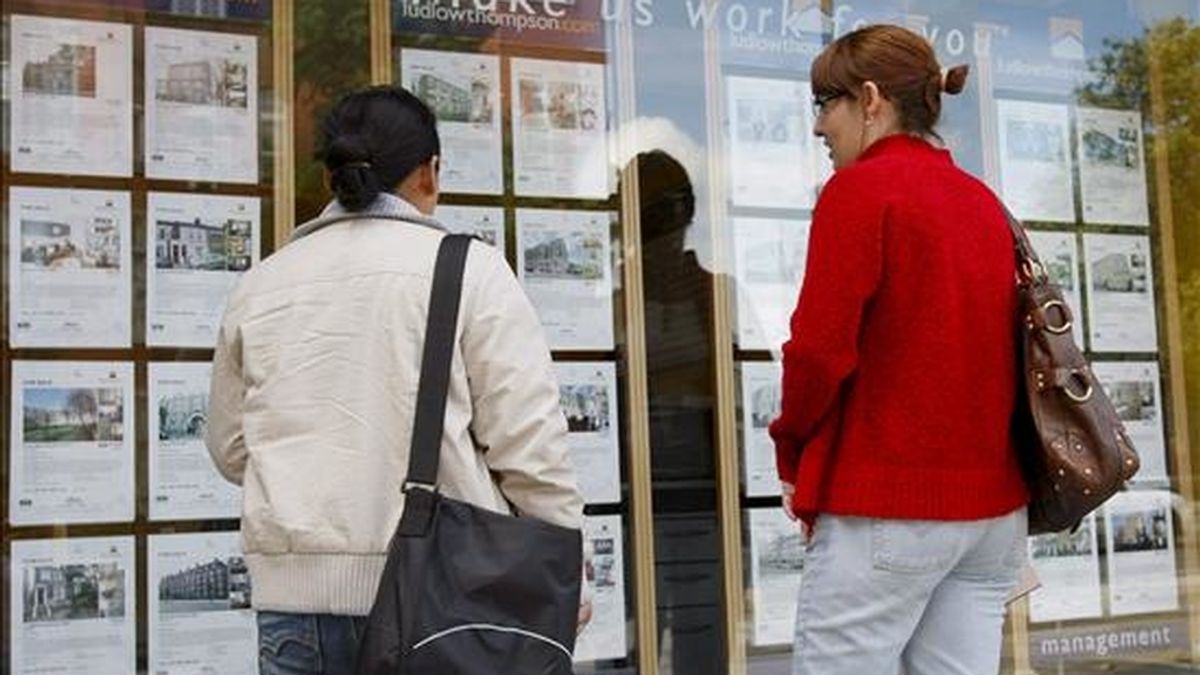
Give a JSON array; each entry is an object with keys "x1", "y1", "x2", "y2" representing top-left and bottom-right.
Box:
[
  {"x1": 793, "y1": 508, "x2": 1027, "y2": 675},
  {"x1": 258, "y1": 611, "x2": 367, "y2": 675}
]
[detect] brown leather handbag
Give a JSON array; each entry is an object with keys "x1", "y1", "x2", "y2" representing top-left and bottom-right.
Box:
[{"x1": 1005, "y1": 208, "x2": 1141, "y2": 534}]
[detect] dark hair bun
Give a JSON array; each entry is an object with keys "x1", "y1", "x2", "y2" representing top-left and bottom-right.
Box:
[
  {"x1": 943, "y1": 64, "x2": 970, "y2": 95},
  {"x1": 326, "y1": 133, "x2": 382, "y2": 210}
]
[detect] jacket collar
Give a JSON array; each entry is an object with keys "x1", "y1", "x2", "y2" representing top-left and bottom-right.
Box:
[
  {"x1": 290, "y1": 193, "x2": 446, "y2": 243},
  {"x1": 857, "y1": 133, "x2": 952, "y2": 165}
]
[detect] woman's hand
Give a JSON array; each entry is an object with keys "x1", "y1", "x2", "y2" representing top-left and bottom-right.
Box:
[{"x1": 781, "y1": 482, "x2": 797, "y2": 521}]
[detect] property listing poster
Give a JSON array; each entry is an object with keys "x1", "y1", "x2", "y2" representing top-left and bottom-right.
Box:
[
  {"x1": 144, "y1": 27, "x2": 259, "y2": 183},
  {"x1": 732, "y1": 217, "x2": 809, "y2": 352},
  {"x1": 9, "y1": 14, "x2": 132, "y2": 176},
  {"x1": 1028, "y1": 512, "x2": 1103, "y2": 623},
  {"x1": 149, "y1": 362, "x2": 241, "y2": 520},
  {"x1": 740, "y1": 362, "x2": 783, "y2": 499},
  {"x1": 1083, "y1": 234, "x2": 1158, "y2": 353},
  {"x1": 516, "y1": 209, "x2": 615, "y2": 350},
  {"x1": 147, "y1": 191, "x2": 261, "y2": 348},
  {"x1": 726, "y1": 75, "x2": 819, "y2": 210},
  {"x1": 9, "y1": 536, "x2": 136, "y2": 675},
  {"x1": 1104, "y1": 490, "x2": 1179, "y2": 616},
  {"x1": 1076, "y1": 107, "x2": 1150, "y2": 226},
  {"x1": 511, "y1": 58, "x2": 609, "y2": 199},
  {"x1": 149, "y1": 532, "x2": 256, "y2": 675},
  {"x1": 9, "y1": 361, "x2": 135, "y2": 526},
  {"x1": 1027, "y1": 230, "x2": 1084, "y2": 345},
  {"x1": 556, "y1": 362, "x2": 621, "y2": 505},
  {"x1": 437, "y1": 205, "x2": 506, "y2": 252},
  {"x1": 7, "y1": 187, "x2": 132, "y2": 347},
  {"x1": 574, "y1": 515, "x2": 627, "y2": 663},
  {"x1": 1092, "y1": 361, "x2": 1168, "y2": 483},
  {"x1": 748, "y1": 508, "x2": 804, "y2": 646},
  {"x1": 401, "y1": 49, "x2": 503, "y2": 195},
  {"x1": 996, "y1": 99, "x2": 1076, "y2": 223}
]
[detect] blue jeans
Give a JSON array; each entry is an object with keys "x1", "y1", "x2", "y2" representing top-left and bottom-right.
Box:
[
  {"x1": 258, "y1": 611, "x2": 367, "y2": 675},
  {"x1": 793, "y1": 508, "x2": 1027, "y2": 675}
]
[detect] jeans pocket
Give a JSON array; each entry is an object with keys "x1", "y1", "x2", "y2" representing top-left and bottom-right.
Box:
[
  {"x1": 258, "y1": 612, "x2": 322, "y2": 675},
  {"x1": 871, "y1": 519, "x2": 959, "y2": 574}
]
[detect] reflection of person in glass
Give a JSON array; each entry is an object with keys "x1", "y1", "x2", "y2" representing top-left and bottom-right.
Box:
[
  {"x1": 771, "y1": 26, "x2": 1028, "y2": 675},
  {"x1": 632, "y1": 150, "x2": 723, "y2": 673}
]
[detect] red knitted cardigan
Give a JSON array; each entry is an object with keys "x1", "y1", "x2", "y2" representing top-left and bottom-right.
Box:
[{"x1": 770, "y1": 134, "x2": 1029, "y2": 522}]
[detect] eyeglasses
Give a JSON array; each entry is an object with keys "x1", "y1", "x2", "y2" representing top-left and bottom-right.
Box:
[{"x1": 812, "y1": 91, "x2": 848, "y2": 117}]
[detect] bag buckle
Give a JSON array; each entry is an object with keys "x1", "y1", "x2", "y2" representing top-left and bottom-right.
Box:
[
  {"x1": 402, "y1": 480, "x2": 438, "y2": 494},
  {"x1": 1039, "y1": 300, "x2": 1073, "y2": 335}
]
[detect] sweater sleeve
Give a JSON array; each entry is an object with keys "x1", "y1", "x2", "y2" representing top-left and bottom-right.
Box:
[
  {"x1": 769, "y1": 169, "x2": 885, "y2": 483},
  {"x1": 459, "y1": 245, "x2": 584, "y2": 530}
]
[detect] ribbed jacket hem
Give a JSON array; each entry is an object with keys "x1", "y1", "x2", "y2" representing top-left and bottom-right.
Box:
[{"x1": 247, "y1": 553, "x2": 387, "y2": 616}]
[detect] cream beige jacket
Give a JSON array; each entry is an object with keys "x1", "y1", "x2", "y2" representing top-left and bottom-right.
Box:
[{"x1": 206, "y1": 196, "x2": 583, "y2": 615}]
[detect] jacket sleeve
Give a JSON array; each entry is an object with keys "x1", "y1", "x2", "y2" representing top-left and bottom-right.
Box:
[
  {"x1": 460, "y1": 246, "x2": 584, "y2": 530},
  {"x1": 769, "y1": 170, "x2": 885, "y2": 483},
  {"x1": 205, "y1": 314, "x2": 248, "y2": 485}
]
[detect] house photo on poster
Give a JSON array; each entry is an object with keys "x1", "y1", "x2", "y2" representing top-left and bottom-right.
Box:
[
  {"x1": 996, "y1": 99, "x2": 1076, "y2": 223},
  {"x1": 9, "y1": 536, "x2": 136, "y2": 675},
  {"x1": 146, "y1": 191, "x2": 261, "y2": 348},
  {"x1": 516, "y1": 209, "x2": 615, "y2": 350},
  {"x1": 1104, "y1": 490, "x2": 1180, "y2": 617},
  {"x1": 149, "y1": 362, "x2": 242, "y2": 521},
  {"x1": 9, "y1": 361, "x2": 135, "y2": 526},
  {"x1": 400, "y1": 49, "x2": 504, "y2": 195},
  {"x1": 1028, "y1": 512, "x2": 1103, "y2": 623},
  {"x1": 574, "y1": 515, "x2": 628, "y2": 664},
  {"x1": 726, "y1": 75, "x2": 819, "y2": 210},
  {"x1": 149, "y1": 532, "x2": 256, "y2": 675},
  {"x1": 144, "y1": 26, "x2": 259, "y2": 183},
  {"x1": 1084, "y1": 233, "x2": 1158, "y2": 353},
  {"x1": 511, "y1": 57, "x2": 609, "y2": 199},
  {"x1": 7, "y1": 186, "x2": 132, "y2": 348},
  {"x1": 9, "y1": 14, "x2": 133, "y2": 176},
  {"x1": 555, "y1": 362, "x2": 621, "y2": 505},
  {"x1": 740, "y1": 362, "x2": 783, "y2": 499}
]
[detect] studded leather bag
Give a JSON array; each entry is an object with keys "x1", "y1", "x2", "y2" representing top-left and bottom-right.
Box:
[{"x1": 1005, "y1": 208, "x2": 1141, "y2": 535}]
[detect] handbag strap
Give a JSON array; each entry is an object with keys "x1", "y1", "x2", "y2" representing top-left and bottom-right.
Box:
[
  {"x1": 999, "y1": 204, "x2": 1044, "y2": 284},
  {"x1": 398, "y1": 234, "x2": 473, "y2": 536}
]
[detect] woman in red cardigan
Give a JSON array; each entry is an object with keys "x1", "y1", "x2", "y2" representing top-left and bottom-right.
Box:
[{"x1": 770, "y1": 25, "x2": 1029, "y2": 675}]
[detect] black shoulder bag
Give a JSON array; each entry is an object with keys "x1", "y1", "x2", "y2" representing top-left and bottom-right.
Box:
[{"x1": 355, "y1": 234, "x2": 583, "y2": 674}]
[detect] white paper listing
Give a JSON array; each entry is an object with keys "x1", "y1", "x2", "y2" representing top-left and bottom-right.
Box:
[
  {"x1": 147, "y1": 191, "x2": 261, "y2": 348},
  {"x1": 741, "y1": 362, "x2": 783, "y2": 499},
  {"x1": 8, "y1": 186, "x2": 132, "y2": 348},
  {"x1": 1092, "y1": 361, "x2": 1169, "y2": 484},
  {"x1": 9, "y1": 14, "x2": 133, "y2": 176},
  {"x1": 10, "y1": 360, "x2": 135, "y2": 526},
  {"x1": 1028, "y1": 512, "x2": 1103, "y2": 623},
  {"x1": 144, "y1": 26, "x2": 259, "y2": 183},
  {"x1": 574, "y1": 515, "x2": 627, "y2": 663},
  {"x1": 556, "y1": 362, "x2": 621, "y2": 505},
  {"x1": 1076, "y1": 107, "x2": 1150, "y2": 227},
  {"x1": 726, "y1": 75, "x2": 819, "y2": 210},
  {"x1": 1084, "y1": 233, "x2": 1158, "y2": 353},
  {"x1": 517, "y1": 209, "x2": 615, "y2": 351},
  {"x1": 10, "y1": 536, "x2": 136, "y2": 675},
  {"x1": 996, "y1": 99, "x2": 1076, "y2": 223},
  {"x1": 511, "y1": 58, "x2": 609, "y2": 199},
  {"x1": 1105, "y1": 490, "x2": 1179, "y2": 616},
  {"x1": 150, "y1": 362, "x2": 242, "y2": 520},
  {"x1": 149, "y1": 531, "x2": 256, "y2": 675},
  {"x1": 749, "y1": 508, "x2": 804, "y2": 646},
  {"x1": 401, "y1": 49, "x2": 504, "y2": 195}
]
